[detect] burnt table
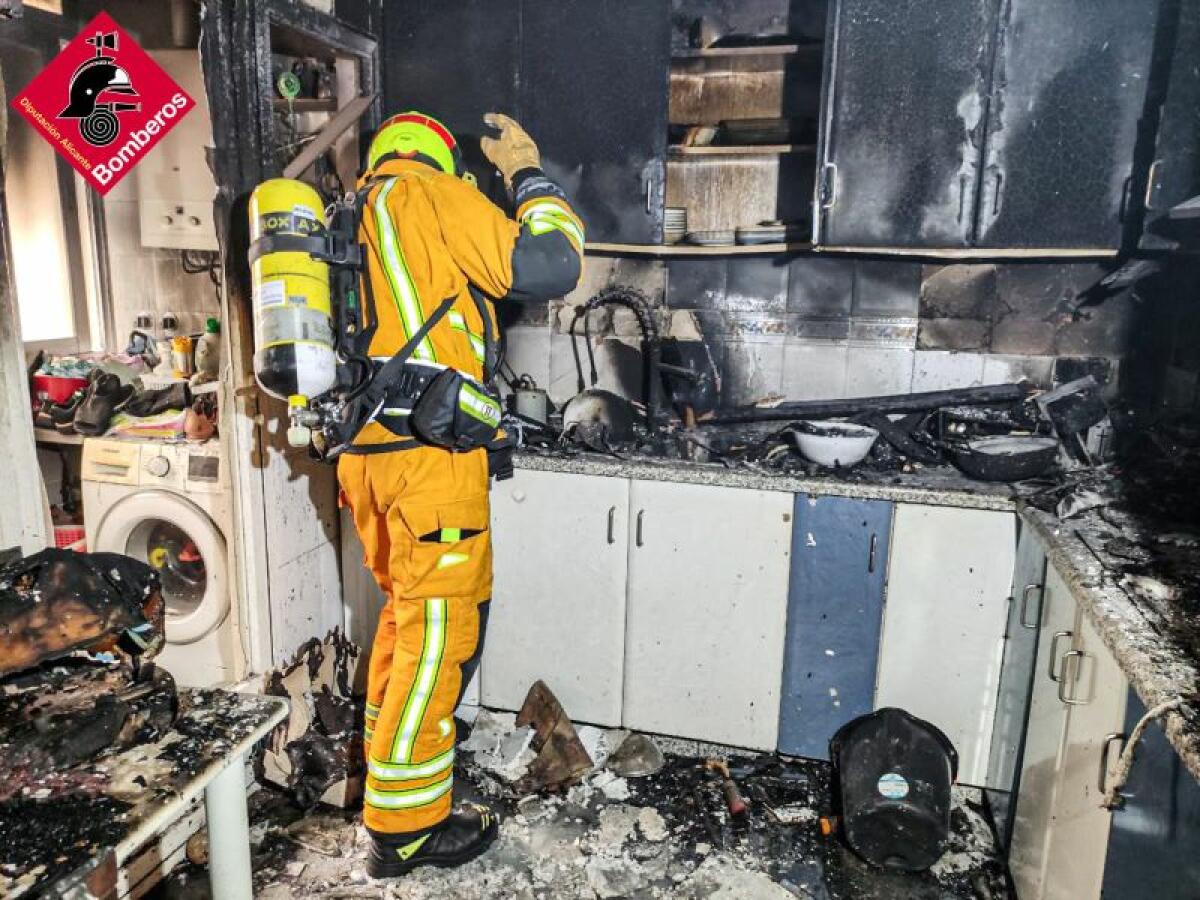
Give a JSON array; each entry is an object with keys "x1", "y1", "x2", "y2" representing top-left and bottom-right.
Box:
[{"x1": 0, "y1": 688, "x2": 288, "y2": 899}]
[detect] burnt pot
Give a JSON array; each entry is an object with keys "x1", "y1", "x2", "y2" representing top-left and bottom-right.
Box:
[
  {"x1": 829, "y1": 707, "x2": 958, "y2": 872},
  {"x1": 952, "y1": 435, "x2": 1059, "y2": 482}
]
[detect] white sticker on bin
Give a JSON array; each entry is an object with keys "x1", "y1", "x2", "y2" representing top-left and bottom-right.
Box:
[{"x1": 256, "y1": 279, "x2": 286, "y2": 307}]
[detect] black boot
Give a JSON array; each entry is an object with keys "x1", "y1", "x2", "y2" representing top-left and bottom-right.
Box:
[{"x1": 366, "y1": 803, "x2": 499, "y2": 879}]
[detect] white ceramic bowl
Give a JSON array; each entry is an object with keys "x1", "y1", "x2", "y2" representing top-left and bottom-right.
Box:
[{"x1": 790, "y1": 421, "x2": 879, "y2": 468}]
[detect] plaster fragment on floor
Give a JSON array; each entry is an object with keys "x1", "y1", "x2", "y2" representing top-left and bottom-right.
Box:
[
  {"x1": 596, "y1": 804, "x2": 640, "y2": 847},
  {"x1": 637, "y1": 806, "x2": 668, "y2": 841},
  {"x1": 591, "y1": 770, "x2": 631, "y2": 801},
  {"x1": 586, "y1": 854, "x2": 646, "y2": 898},
  {"x1": 676, "y1": 855, "x2": 796, "y2": 899},
  {"x1": 460, "y1": 710, "x2": 536, "y2": 783}
]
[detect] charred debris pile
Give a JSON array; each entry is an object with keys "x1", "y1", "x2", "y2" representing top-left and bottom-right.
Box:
[{"x1": 503, "y1": 285, "x2": 1119, "y2": 491}]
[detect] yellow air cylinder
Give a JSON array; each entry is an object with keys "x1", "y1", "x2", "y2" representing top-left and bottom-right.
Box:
[{"x1": 247, "y1": 178, "x2": 337, "y2": 425}]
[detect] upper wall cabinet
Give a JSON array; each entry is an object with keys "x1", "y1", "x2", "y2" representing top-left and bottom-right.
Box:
[
  {"x1": 817, "y1": 0, "x2": 1162, "y2": 254},
  {"x1": 382, "y1": 0, "x2": 519, "y2": 202},
  {"x1": 974, "y1": 0, "x2": 1162, "y2": 251},
  {"x1": 384, "y1": 0, "x2": 670, "y2": 244},
  {"x1": 521, "y1": 0, "x2": 670, "y2": 245},
  {"x1": 816, "y1": 0, "x2": 1001, "y2": 249}
]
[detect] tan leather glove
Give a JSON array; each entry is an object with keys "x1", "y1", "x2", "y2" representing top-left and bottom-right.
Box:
[{"x1": 480, "y1": 113, "x2": 540, "y2": 188}]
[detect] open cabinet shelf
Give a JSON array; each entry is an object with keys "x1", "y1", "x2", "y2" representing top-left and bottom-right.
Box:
[
  {"x1": 668, "y1": 144, "x2": 816, "y2": 157},
  {"x1": 586, "y1": 241, "x2": 813, "y2": 257},
  {"x1": 671, "y1": 43, "x2": 821, "y2": 59}
]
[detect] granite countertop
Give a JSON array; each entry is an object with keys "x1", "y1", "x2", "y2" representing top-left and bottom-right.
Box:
[
  {"x1": 514, "y1": 450, "x2": 1018, "y2": 511},
  {"x1": 1020, "y1": 505, "x2": 1200, "y2": 784}
]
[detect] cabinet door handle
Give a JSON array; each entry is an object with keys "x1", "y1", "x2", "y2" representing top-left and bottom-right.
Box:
[
  {"x1": 956, "y1": 174, "x2": 967, "y2": 223},
  {"x1": 821, "y1": 162, "x2": 839, "y2": 209},
  {"x1": 1048, "y1": 631, "x2": 1073, "y2": 682},
  {"x1": 867, "y1": 533, "x2": 878, "y2": 573},
  {"x1": 1144, "y1": 159, "x2": 1163, "y2": 210},
  {"x1": 1098, "y1": 732, "x2": 1126, "y2": 794},
  {"x1": 607, "y1": 506, "x2": 616, "y2": 545},
  {"x1": 1019, "y1": 583, "x2": 1043, "y2": 630},
  {"x1": 991, "y1": 171, "x2": 1003, "y2": 217},
  {"x1": 1057, "y1": 649, "x2": 1089, "y2": 705},
  {"x1": 645, "y1": 176, "x2": 653, "y2": 214},
  {"x1": 635, "y1": 510, "x2": 645, "y2": 547}
]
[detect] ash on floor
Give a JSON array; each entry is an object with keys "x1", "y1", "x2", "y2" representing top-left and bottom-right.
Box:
[{"x1": 152, "y1": 712, "x2": 1010, "y2": 900}]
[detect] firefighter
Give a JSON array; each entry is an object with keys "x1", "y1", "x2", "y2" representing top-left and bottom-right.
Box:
[{"x1": 339, "y1": 110, "x2": 584, "y2": 878}]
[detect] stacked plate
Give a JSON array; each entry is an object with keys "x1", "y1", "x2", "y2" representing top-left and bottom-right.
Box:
[{"x1": 665, "y1": 207, "x2": 687, "y2": 244}]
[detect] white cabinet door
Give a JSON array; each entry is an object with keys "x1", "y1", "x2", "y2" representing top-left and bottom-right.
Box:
[
  {"x1": 622, "y1": 481, "x2": 792, "y2": 751},
  {"x1": 875, "y1": 504, "x2": 1016, "y2": 786},
  {"x1": 1041, "y1": 607, "x2": 1128, "y2": 900},
  {"x1": 1009, "y1": 565, "x2": 1076, "y2": 900},
  {"x1": 481, "y1": 469, "x2": 630, "y2": 727}
]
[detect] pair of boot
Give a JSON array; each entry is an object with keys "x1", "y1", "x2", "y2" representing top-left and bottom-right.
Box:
[{"x1": 366, "y1": 802, "x2": 499, "y2": 879}]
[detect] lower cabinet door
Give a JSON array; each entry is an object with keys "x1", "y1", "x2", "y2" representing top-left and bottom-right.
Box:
[
  {"x1": 1009, "y1": 566, "x2": 1076, "y2": 900},
  {"x1": 778, "y1": 494, "x2": 892, "y2": 759},
  {"x1": 622, "y1": 481, "x2": 793, "y2": 750},
  {"x1": 1102, "y1": 692, "x2": 1200, "y2": 899},
  {"x1": 987, "y1": 524, "x2": 1049, "y2": 849},
  {"x1": 481, "y1": 470, "x2": 631, "y2": 727},
  {"x1": 874, "y1": 504, "x2": 1016, "y2": 786},
  {"x1": 1040, "y1": 609, "x2": 1128, "y2": 900}
]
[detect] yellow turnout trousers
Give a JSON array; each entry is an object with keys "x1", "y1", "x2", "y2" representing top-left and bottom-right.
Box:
[{"x1": 338, "y1": 445, "x2": 492, "y2": 834}]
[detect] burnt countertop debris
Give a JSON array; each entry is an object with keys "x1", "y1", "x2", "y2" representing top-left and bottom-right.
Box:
[
  {"x1": 1021, "y1": 498, "x2": 1200, "y2": 787},
  {"x1": 0, "y1": 687, "x2": 288, "y2": 898},
  {"x1": 514, "y1": 449, "x2": 1020, "y2": 512}
]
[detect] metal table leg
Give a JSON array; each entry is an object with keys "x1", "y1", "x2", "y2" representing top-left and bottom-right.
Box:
[{"x1": 204, "y1": 760, "x2": 253, "y2": 900}]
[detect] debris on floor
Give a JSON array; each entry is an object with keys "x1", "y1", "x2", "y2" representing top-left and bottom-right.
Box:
[
  {"x1": 153, "y1": 709, "x2": 1011, "y2": 900},
  {"x1": 258, "y1": 629, "x2": 367, "y2": 809}
]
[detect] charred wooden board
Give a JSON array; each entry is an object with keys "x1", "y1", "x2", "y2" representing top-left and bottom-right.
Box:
[{"x1": 0, "y1": 549, "x2": 164, "y2": 679}]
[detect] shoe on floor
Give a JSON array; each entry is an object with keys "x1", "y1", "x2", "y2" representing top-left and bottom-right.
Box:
[
  {"x1": 74, "y1": 373, "x2": 134, "y2": 436},
  {"x1": 367, "y1": 803, "x2": 499, "y2": 879}
]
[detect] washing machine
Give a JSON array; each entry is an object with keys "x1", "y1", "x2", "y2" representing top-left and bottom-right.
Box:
[{"x1": 82, "y1": 437, "x2": 244, "y2": 686}]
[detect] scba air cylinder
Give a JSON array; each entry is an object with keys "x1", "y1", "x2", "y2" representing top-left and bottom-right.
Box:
[{"x1": 248, "y1": 178, "x2": 337, "y2": 445}]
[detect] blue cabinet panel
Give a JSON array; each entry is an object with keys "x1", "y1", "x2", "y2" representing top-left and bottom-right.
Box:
[
  {"x1": 1101, "y1": 691, "x2": 1200, "y2": 898},
  {"x1": 778, "y1": 494, "x2": 892, "y2": 759}
]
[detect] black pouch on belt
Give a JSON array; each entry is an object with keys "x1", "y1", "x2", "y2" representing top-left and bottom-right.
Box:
[{"x1": 409, "y1": 367, "x2": 503, "y2": 452}]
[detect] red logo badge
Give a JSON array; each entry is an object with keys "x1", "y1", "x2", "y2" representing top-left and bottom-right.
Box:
[{"x1": 10, "y1": 11, "x2": 195, "y2": 195}]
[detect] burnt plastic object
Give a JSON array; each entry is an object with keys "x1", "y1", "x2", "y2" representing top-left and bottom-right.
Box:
[
  {"x1": 1036, "y1": 376, "x2": 1108, "y2": 455},
  {"x1": 829, "y1": 707, "x2": 958, "y2": 872},
  {"x1": 0, "y1": 549, "x2": 164, "y2": 678},
  {"x1": 659, "y1": 337, "x2": 720, "y2": 419},
  {"x1": 952, "y1": 435, "x2": 1060, "y2": 482},
  {"x1": 514, "y1": 680, "x2": 593, "y2": 795}
]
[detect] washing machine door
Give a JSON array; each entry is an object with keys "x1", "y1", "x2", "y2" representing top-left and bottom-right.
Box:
[{"x1": 93, "y1": 490, "x2": 228, "y2": 645}]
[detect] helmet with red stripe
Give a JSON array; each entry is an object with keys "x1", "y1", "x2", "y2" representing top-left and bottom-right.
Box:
[{"x1": 367, "y1": 111, "x2": 463, "y2": 175}]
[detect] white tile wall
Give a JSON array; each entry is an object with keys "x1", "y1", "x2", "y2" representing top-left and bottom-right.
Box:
[
  {"x1": 780, "y1": 339, "x2": 849, "y2": 401},
  {"x1": 911, "y1": 350, "x2": 987, "y2": 392},
  {"x1": 844, "y1": 346, "x2": 915, "y2": 398}
]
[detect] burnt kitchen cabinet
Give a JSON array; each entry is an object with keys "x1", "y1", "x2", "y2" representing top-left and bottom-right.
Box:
[
  {"x1": 381, "y1": 0, "x2": 520, "y2": 201},
  {"x1": 1100, "y1": 692, "x2": 1200, "y2": 899},
  {"x1": 975, "y1": 0, "x2": 1163, "y2": 250},
  {"x1": 816, "y1": 0, "x2": 1001, "y2": 249},
  {"x1": 1140, "y1": 0, "x2": 1200, "y2": 251},
  {"x1": 778, "y1": 495, "x2": 891, "y2": 760},
  {"x1": 818, "y1": 0, "x2": 1162, "y2": 253},
  {"x1": 520, "y1": 0, "x2": 670, "y2": 244},
  {"x1": 985, "y1": 523, "x2": 1048, "y2": 850},
  {"x1": 383, "y1": 0, "x2": 670, "y2": 244}
]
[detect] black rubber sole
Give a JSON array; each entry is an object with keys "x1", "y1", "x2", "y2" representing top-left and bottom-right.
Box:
[{"x1": 366, "y1": 827, "x2": 498, "y2": 879}]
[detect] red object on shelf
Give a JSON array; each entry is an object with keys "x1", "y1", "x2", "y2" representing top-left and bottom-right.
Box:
[{"x1": 32, "y1": 374, "x2": 89, "y2": 405}]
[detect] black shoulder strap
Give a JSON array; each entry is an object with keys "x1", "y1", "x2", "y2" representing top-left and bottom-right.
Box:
[
  {"x1": 357, "y1": 296, "x2": 457, "y2": 413},
  {"x1": 467, "y1": 284, "x2": 500, "y2": 384}
]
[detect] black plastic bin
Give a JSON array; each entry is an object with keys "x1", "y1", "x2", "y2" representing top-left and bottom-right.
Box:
[{"x1": 829, "y1": 707, "x2": 959, "y2": 872}]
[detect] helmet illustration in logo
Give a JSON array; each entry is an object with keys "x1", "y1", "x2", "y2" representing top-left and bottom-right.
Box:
[{"x1": 57, "y1": 31, "x2": 140, "y2": 147}]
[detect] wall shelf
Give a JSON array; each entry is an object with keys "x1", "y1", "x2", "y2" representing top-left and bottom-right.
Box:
[
  {"x1": 33, "y1": 427, "x2": 83, "y2": 447},
  {"x1": 585, "y1": 241, "x2": 812, "y2": 257},
  {"x1": 271, "y1": 97, "x2": 338, "y2": 113},
  {"x1": 672, "y1": 44, "x2": 820, "y2": 59},
  {"x1": 669, "y1": 144, "x2": 816, "y2": 157}
]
